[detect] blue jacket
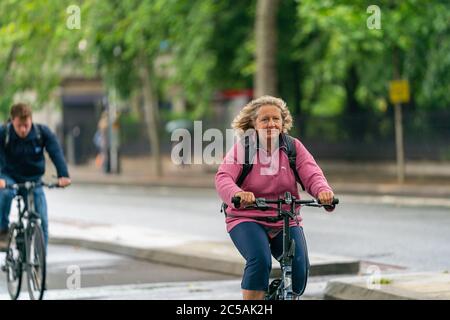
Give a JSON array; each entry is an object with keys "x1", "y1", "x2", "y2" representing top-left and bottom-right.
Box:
[{"x1": 0, "y1": 123, "x2": 70, "y2": 182}]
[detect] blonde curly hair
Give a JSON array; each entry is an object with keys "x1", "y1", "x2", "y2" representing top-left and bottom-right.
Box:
[{"x1": 231, "y1": 95, "x2": 293, "y2": 136}]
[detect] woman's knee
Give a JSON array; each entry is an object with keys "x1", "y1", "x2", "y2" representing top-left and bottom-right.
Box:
[{"x1": 247, "y1": 252, "x2": 272, "y2": 273}]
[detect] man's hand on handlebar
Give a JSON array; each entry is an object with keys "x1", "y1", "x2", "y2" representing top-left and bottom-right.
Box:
[
  {"x1": 0, "y1": 179, "x2": 5, "y2": 189},
  {"x1": 58, "y1": 177, "x2": 71, "y2": 188},
  {"x1": 233, "y1": 191, "x2": 255, "y2": 207}
]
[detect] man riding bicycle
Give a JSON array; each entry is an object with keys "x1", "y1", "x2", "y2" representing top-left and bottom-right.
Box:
[{"x1": 0, "y1": 103, "x2": 71, "y2": 249}]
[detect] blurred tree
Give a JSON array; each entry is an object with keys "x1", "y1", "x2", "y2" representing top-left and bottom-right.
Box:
[
  {"x1": 296, "y1": 0, "x2": 450, "y2": 140},
  {"x1": 161, "y1": 0, "x2": 218, "y2": 119},
  {"x1": 0, "y1": 0, "x2": 75, "y2": 118},
  {"x1": 1, "y1": 0, "x2": 449, "y2": 159}
]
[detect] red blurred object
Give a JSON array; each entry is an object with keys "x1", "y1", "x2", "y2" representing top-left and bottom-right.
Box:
[{"x1": 218, "y1": 89, "x2": 253, "y2": 99}]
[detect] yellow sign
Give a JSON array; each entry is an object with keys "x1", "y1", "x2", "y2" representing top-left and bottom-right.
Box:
[{"x1": 389, "y1": 80, "x2": 410, "y2": 104}]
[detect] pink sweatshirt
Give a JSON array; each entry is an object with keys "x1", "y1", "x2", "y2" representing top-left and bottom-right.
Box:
[{"x1": 215, "y1": 135, "x2": 333, "y2": 233}]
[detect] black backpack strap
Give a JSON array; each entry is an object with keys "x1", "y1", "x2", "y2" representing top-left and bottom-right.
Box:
[
  {"x1": 4, "y1": 123, "x2": 11, "y2": 148},
  {"x1": 222, "y1": 134, "x2": 257, "y2": 216},
  {"x1": 236, "y1": 135, "x2": 256, "y2": 187},
  {"x1": 281, "y1": 133, "x2": 305, "y2": 191},
  {"x1": 34, "y1": 124, "x2": 44, "y2": 147}
]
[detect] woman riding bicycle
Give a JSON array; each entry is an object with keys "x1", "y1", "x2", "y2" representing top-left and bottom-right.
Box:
[{"x1": 215, "y1": 95, "x2": 335, "y2": 300}]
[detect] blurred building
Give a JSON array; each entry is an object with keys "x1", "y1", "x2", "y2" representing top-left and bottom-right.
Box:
[{"x1": 59, "y1": 77, "x2": 104, "y2": 165}]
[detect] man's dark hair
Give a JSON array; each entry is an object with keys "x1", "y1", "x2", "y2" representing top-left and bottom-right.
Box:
[{"x1": 10, "y1": 102, "x2": 32, "y2": 120}]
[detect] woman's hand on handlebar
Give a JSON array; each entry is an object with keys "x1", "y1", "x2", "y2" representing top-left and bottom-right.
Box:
[
  {"x1": 234, "y1": 191, "x2": 255, "y2": 207},
  {"x1": 318, "y1": 190, "x2": 336, "y2": 211},
  {"x1": 317, "y1": 190, "x2": 334, "y2": 205}
]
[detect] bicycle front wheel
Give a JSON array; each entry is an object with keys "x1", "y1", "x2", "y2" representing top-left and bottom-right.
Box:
[
  {"x1": 5, "y1": 224, "x2": 23, "y2": 300},
  {"x1": 25, "y1": 223, "x2": 46, "y2": 300}
]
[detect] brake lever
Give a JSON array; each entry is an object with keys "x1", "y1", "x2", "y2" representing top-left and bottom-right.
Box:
[{"x1": 254, "y1": 198, "x2": 270, "y2": 210}]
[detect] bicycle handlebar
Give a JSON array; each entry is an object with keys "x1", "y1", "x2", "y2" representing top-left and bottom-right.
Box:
[
  {"x1": 231, "y1": 195, "x2": 339, "y2": 209},
  {"x1": 5, "y1": 181, "x2": 65, "y2": 190}
]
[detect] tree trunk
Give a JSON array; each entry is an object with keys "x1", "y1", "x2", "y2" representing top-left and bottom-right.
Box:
[
  {"x1": 254, "y1": 0, "x2": 280, "y2": 97},
  {"x1": 138, "y1": 54, "x2": 163, "y2": 177}
]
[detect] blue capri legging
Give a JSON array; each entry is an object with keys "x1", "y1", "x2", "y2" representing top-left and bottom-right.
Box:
[{"x1": 229, "y1": 222, "x2": 310, "y2": 295}]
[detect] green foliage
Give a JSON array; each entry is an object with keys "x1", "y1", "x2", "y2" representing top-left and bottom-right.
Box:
[
  {"x1": 163, "y1": 0, "x2": 219, "y2": 119},
  {"x1": 0, "y1": 0, "x2": 72, "y2": 117},
  {"x1": 0, "y1": 0, "x2": 448, "y2": 130},
  {"x1": 372, "y1": 278, "x2": 392, "y2": 285},
  {"x1": 296, "y1": 0, "x2": 450, "y2": 115}
]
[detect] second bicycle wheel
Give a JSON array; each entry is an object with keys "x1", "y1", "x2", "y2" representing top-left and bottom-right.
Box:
[
  {"x1": 5, "y1": 224, "x2": 23, "y2": 300},
  {"x1": 25, "y1": 222, "x2": 46, "y2": 300}
]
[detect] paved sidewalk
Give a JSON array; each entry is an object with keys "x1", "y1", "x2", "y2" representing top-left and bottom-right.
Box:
[
  {"x1": 48, "y1": 218, "x2": 360, "y2": 278},
  {"x1": 324, "y1": 272, "x2": 450, "y2": 300},
  {"x1": 42, "y1": 157, "x2": 450, "y2": 300},
  {"x1": 45, "y1": 210, "x2": 450, "y2": 300}
]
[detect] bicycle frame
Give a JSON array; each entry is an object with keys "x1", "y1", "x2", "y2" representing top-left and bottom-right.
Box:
[
  {"x1": 14, "y1": 187, "x2": 41, "y2": 229},
  {"x1": 279, "y1": 193, "x2": 297, "y2": 300},
  {"x1": 12, "y1": 181, "x2": 59, "y2": 227},
  {"x1": 10, "y1": 185, "x2": 44, "y2": 277}
]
